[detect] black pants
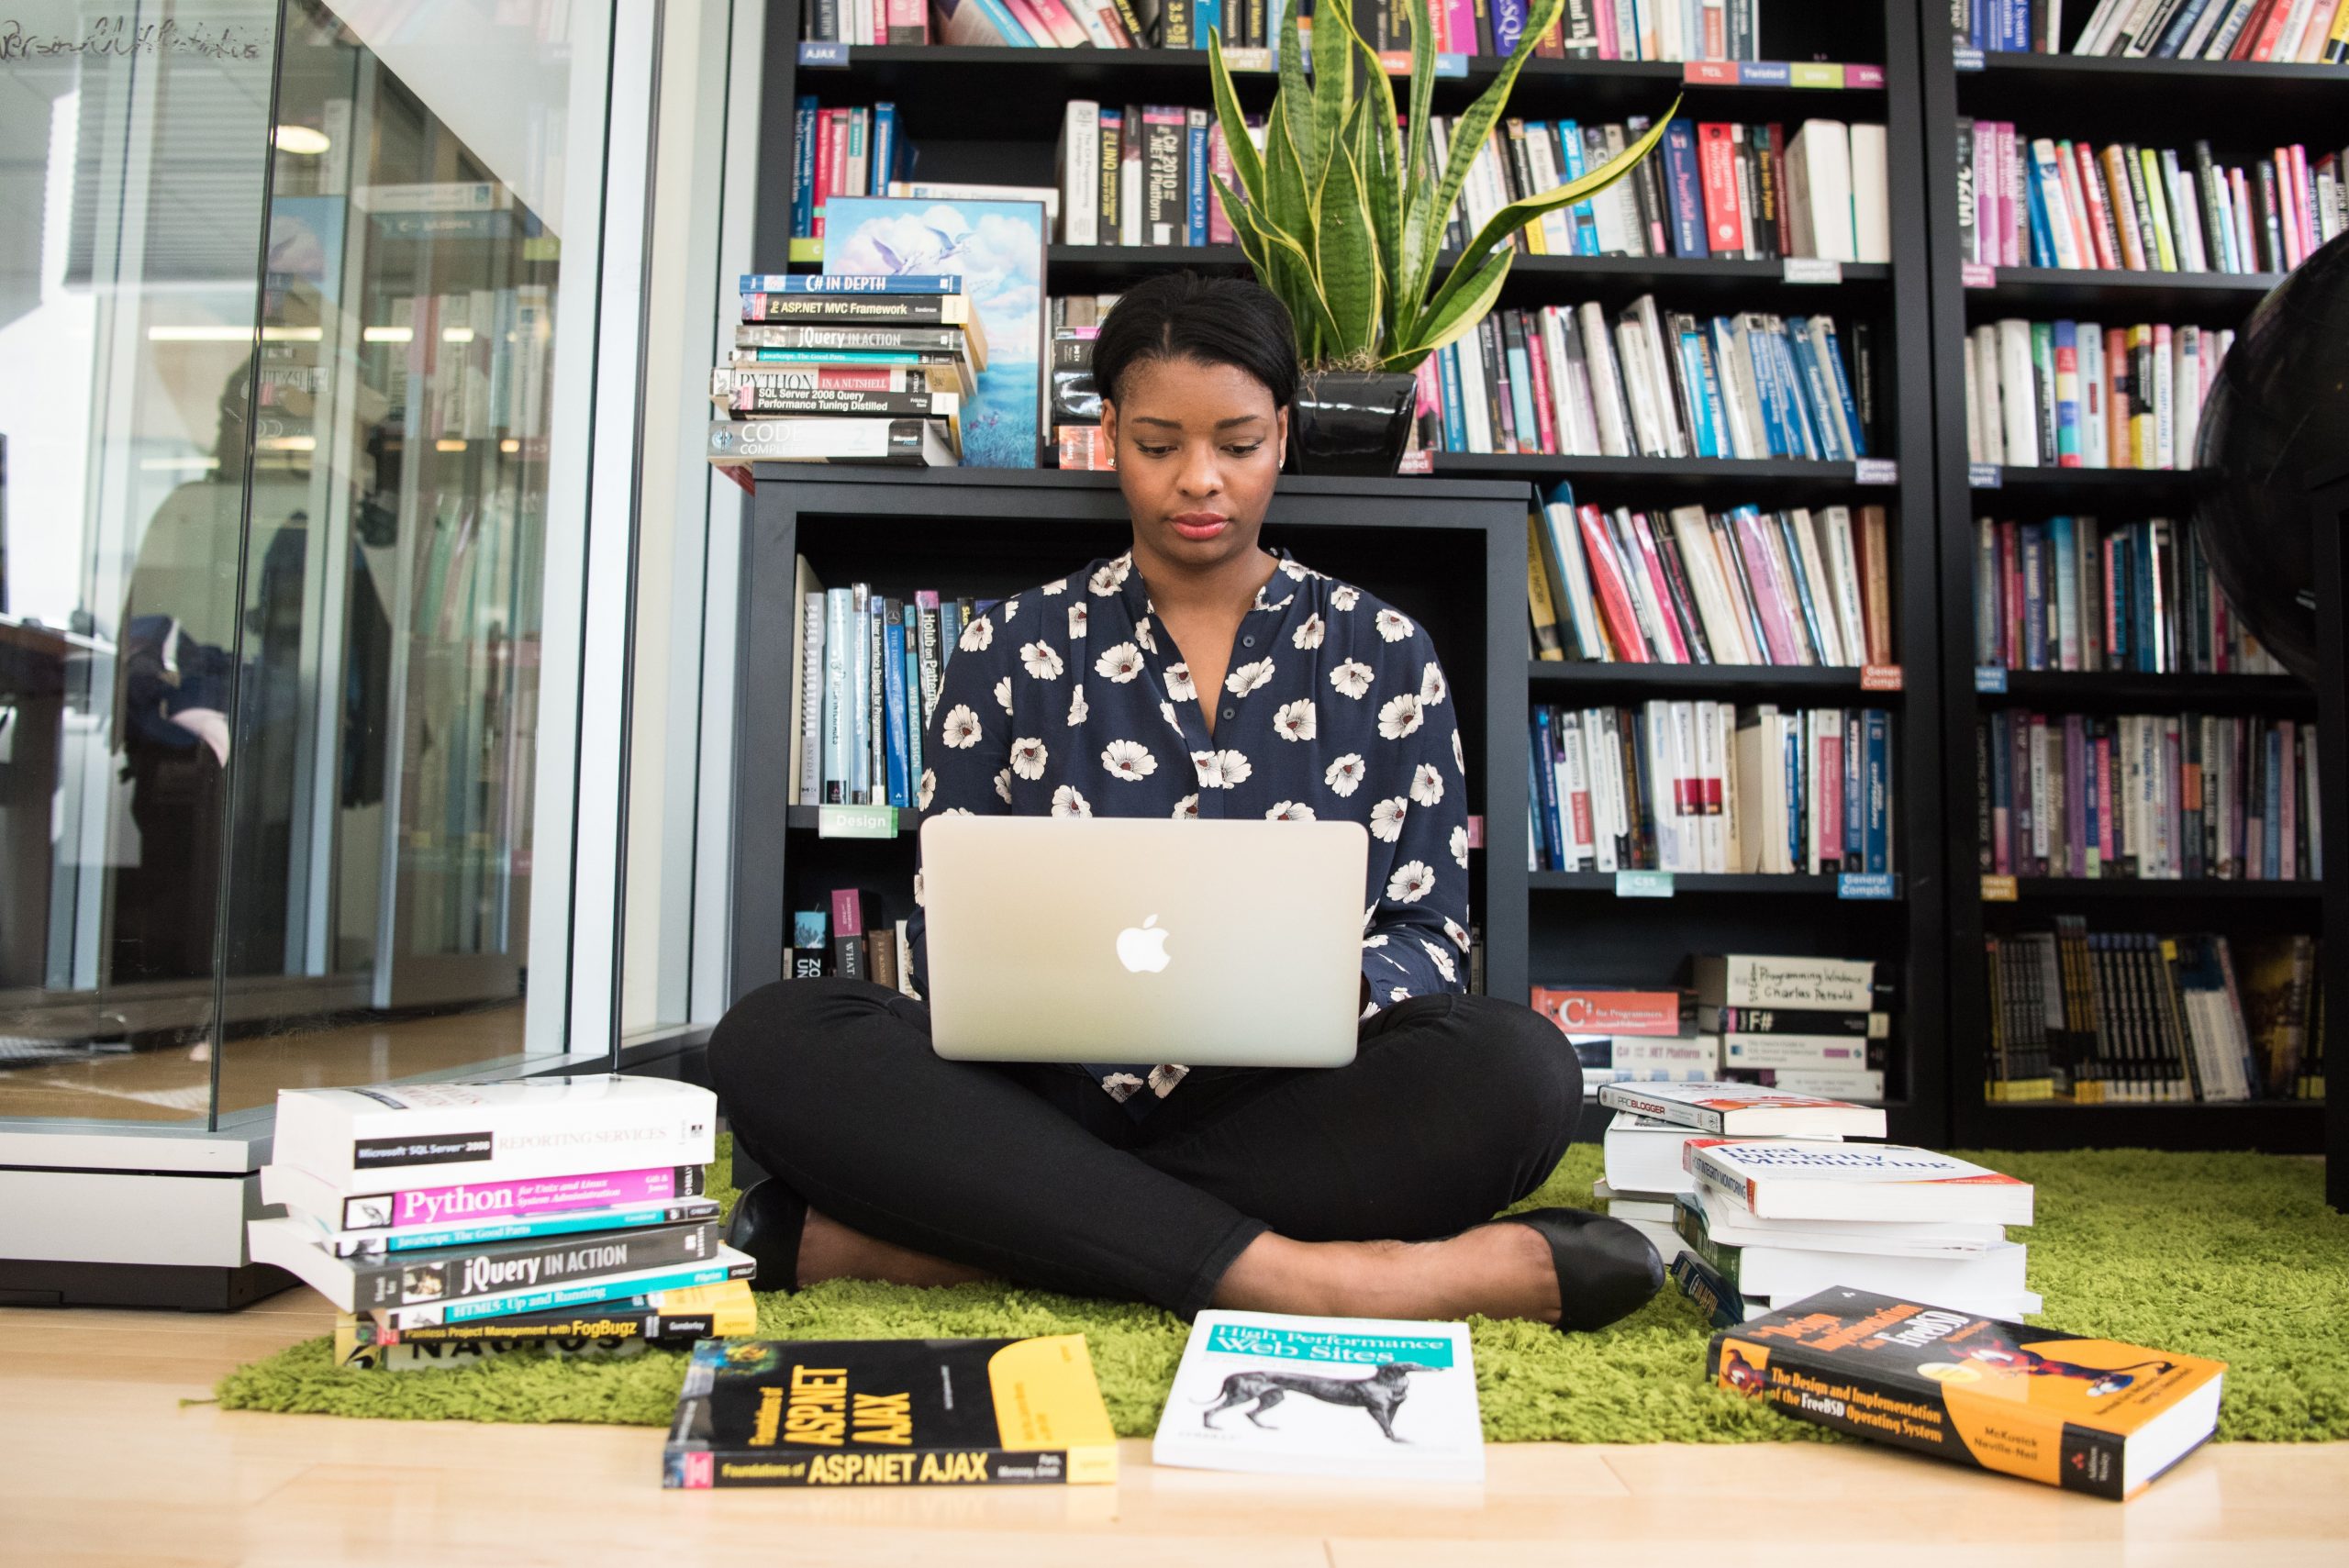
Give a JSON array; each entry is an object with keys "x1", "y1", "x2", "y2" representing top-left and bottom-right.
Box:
[{"x1": 707, "y1": 979, "x2": 1581, "y2": 1316}]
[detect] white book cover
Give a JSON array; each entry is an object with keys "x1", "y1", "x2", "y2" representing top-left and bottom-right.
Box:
[
  {"x1": 1596, "y1": 1080, "x2": 1885, "y2": 1138},
  {"x1": 1060, "y1": 102, "x2": 1099, "y2": 245},
  {"x1": 1152, "y1": 1312, "x2": 1484, "y2": 1483},
  {"x1": 1691, "y1": 1140, "x2": 2035, "y2": 1226},
  {"x1": 1691, "y1": 952, "x2": 1876, "y2": 1009},
  {"x1": 272, "y1": 1076, "x2": 717, "y2": 1192},
  {"x1": 1997, "y1": 318, "x2": 2039, "y2": 468},
  {"x1": 1714, "y1": 1232, "x2": 2029, "y2": 1307},
  {"x1": 1688, "y1": 1190, "x2": 2008, "y2": 1258},
  {"x1": 1578, "y1": 301, "x2": 1634, "y2": 457},
  {"x1": 1848, "y1": 123, "x2": 1890, "y2": 263}
]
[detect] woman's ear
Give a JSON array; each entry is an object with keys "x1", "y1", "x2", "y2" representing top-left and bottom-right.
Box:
[
  {"x1": 1100, "y1": 397, "x2": 1118, "y2": 455},
  {"x1": 1275, "y1": 405, "x2": 1290, "y2": 468}
]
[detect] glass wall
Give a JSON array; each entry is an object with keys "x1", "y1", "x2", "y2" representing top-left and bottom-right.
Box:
[{"x1": 0, "y1": 0, "x2": 613, "y2": 1127}]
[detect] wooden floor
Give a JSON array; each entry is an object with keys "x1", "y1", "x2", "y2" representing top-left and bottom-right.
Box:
[
  {"x1": 0, "y1": 1003, "x2": 527, "y2": 1124},
  {"x1": 4, "y1": 1290, "x2": 2345, "y2": 1567}
]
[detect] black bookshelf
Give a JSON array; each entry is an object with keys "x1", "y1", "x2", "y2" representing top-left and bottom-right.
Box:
[
  {"x1": 733, "y1": 468, "x2": 1531, "y2": 1005},
  {"x1": 1916, "y1": 19, "x2": 2339, "y2": 1152},
  {"x1": 737, "y1": 0, "x2": 1949, "y2": 1144}
]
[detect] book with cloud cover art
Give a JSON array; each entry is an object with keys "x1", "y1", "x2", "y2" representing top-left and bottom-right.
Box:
[
  {"x1": 1152, "y1": 1311, "x2": 1485, "y2": 1483},
  {"x1": 823, "y1": 195, "x2": 1044, "y2": 468}
]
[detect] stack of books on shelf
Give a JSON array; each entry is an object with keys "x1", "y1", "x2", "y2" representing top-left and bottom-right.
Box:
[
  {"x1": 1535, "y1": 954, "x2": 1895, "y2": 1101},
  {"x1": 1527, "y1": 485, "x2": 1895, "y2": 667},
  {"x1": 249, "y1": 1077, "x2": 755, "y2": 1371},
  {"x1": 1969, "y1": 0, "x2": 2349, "y2": 62},
  {"x1": 1984, "y1": 917, "x2": 2326, "y2": 1103},
  {"x1": 789, "y1": 887, "x2": 924, "y2": 1000},
  {"x1": 1051, "y1": 323, "x2": 1114, "y2": 470},
  {"x1": 786, "y1": 556, "x2": 987, "y2": 808},
  {"x1": 1972, "y1": 513, "x2": 2285, "y2": 673},
  {"x1": 1531, "y1": 702, "x2": 1897, "y2": 874},
  {"x1": 1965, "y1": 318, "x2": 2229, "y2": 471},
  {"x1": 1414, "y1": 297, "x2": 1880, "y2": 462},
  {"x1": 1959, "y1": 124, "x2": 2343, "y2": 275},
  {"x1": 1056, "y1": 103, "x2": 1239, "y2": 248},
  {"x1": 708, "y1": 274, "x2": 975, "y2": 468},
  {"x1": 1698, "y1": 951, "x2": 1894, "y2": 1101},
  {"x1": 1974, "y1": 708, "x2": 2321, "y2": 879}
]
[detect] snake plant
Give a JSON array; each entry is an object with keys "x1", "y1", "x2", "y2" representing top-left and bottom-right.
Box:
[{"x1": 1207, "y1": 0, "x2": 1674, "y2": 373}]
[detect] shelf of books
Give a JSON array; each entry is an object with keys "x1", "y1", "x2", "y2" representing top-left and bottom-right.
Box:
[
  {"x1": 1921, "y1": 8, "x2": 2332, "y2": 1151},
  {"x1": 738, "y1": 467, "x2": 1533, "y2": 1005},
  {"x1": 733, "y1": 0, "x2": 1953, "y2": 1144}
]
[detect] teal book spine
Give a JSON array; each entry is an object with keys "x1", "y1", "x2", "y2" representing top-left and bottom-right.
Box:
[{"x1": 883, "y1": 601, "x2": 912, "y2": 809}]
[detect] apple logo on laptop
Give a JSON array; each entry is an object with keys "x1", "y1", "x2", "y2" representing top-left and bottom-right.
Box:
[{"x1": 1116, "y1": 915, "x2": 1171, "y2": 974}]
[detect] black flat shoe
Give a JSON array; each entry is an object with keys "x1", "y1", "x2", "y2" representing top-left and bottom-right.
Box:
[
  {"x1": 1491, "y1": 1207, "x2": 1664, "y2": 1332},
  {"x1": 723, "y1": 1178, "x2": 808, "y2": 1294}
]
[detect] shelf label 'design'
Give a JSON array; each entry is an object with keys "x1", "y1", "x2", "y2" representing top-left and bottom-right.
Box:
[{"x1": 819, "y1": 804, "x2": 898, "y2": 840}]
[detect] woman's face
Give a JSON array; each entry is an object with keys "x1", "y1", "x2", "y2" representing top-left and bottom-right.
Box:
[{"x1": 1103, "y1": 354, "x2": 1288, "y2": 573}]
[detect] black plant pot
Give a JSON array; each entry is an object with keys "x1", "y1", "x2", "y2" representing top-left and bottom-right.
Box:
[{"x1": 1288, "y1": 370, "x2": 1418, "y2": 477}]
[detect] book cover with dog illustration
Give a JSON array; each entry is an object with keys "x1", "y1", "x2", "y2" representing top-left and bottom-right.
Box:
[
  {"x1": 663, "y1": 1335, "x2": 1117, "y2": 1488},
  {"x1": 1708, "y1": 1287, "x2": 2224, "y2": 1499},
  {"x1": 1152, "y1": 1311, "x2": 1485, "y2": 1483}
]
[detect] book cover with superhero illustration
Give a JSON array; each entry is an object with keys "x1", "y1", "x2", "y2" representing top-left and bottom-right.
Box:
[
  {"x1": 1708, "y1": 1287, "x2": 2224, "y2": 1499},
  {"x1": 663, "y1": 1335, "x2": 1117, "y2": 1488}
]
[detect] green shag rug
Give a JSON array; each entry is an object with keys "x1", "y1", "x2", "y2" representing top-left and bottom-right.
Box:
[{"x1": 211, "y1": 1140, "x2": 2349, "y2": 1443}]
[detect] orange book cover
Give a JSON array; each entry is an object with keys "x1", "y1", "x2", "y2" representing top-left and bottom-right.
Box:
[{"x1": 1709, "y1": 1288, "x2": 2224, "y2": 1499}]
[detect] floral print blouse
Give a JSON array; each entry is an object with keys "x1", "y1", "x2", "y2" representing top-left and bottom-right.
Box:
[{"x1": 906, "y1": 548, "x2": 1472, "y2": 1111}]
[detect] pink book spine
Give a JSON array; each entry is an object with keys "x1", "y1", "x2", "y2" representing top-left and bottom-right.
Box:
[
  {"x1": 387, "y1": 1166, "x2": 703, "y2": 1230},
  {"x1": 2289, "y1": 143, "x2": 2314, "y2": 259},
  {"x1": 885, "y1": 0, "x2": 930, "y2": 41},
  {"x1": 1442, "y1": 0, "x2": 1475, "y2": 52},
  {"x1": 1630, "y1": 512, "x2": 1693, "y2": 662},
  {"x1": 2097, "y1": 730, "x2": 2116, "y2": 867},
  {"x1": 1019, "y1": 0, "x2": 1094, "y2": 47},
  {"x1": 2278, "y1": 718, "x2": 2299, "y2": 879},
  {"x1": 997, "y1": 0, "x2": 1063, "y2": 47},
  {"x1": 1524, "y1": 321, "x2": 1559, "y2": 452},
  {"x1": 1733, "y1": 508, "x2": 1803, "y2": 665},
  {"x1": 1208, "y1": 123, "x2": 1236, "y2": 245},
  {"x1": 1819, "y1": 720, "x2": 1843, "y2": 867},
  {"x1": 1593, "y1": 0, "x2": 1619, "y2": 56}
]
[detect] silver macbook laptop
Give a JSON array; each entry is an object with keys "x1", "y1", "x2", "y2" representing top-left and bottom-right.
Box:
[{"x1": 920, "y1": 816, "x2": 1369, "y2": 1068}]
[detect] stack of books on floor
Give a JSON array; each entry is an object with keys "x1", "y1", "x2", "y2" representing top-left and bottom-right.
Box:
[
  {"x1": 1590, "y1": 1080, "x2": 2041, "y2": 1329},
  {"x1": 707, "y1": 273, "x2": 976, "y2": 468},
  {"x1": 785, "y1": 557, "x2": 988, "y2": 808},
  {"x1": 1536, "y1": 953, "x2": 1897, "y2": 1103},
  {"x1": 1984, "y1": 917, "x2": 2325, "y2": 1103},
  {"x1": 1528, "y1": 485, "x2": 1896, "y2": 668},
  {"x1": 250, "y1": 1076, "x2": 755, "y2": 1371}
]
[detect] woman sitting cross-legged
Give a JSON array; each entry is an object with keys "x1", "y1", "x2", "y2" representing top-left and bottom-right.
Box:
[{"x1": 710, "y1": 272, "x2": 1663, "y2": 1330}]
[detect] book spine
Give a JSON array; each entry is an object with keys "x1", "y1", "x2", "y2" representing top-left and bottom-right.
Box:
[
  {"x1": 345, "y1": 1221, "x2": 723, "y2": 1311},
  {"x1": 328, "y1": 1199, "x2": 723, "y2": 1258}
]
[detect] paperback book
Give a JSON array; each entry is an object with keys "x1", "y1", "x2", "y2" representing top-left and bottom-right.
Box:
[
  {"x1": 270, "y1": 1077, "x2": 717, "y2": 1191},
  {"x1": 1152, "y1": 1311, "x2": 1484, "y2": 1483},
  {"x1": 1709, "y1": 1288, "x2": 2224, "y2": 1499},
  {"x1": 663, "y1": 1335, "x2": 1118, "y2": 1488}
]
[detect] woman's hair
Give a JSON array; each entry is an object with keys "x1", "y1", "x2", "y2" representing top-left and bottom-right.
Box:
[{"x1": 1092, "y1": 272, "x2": 1299, "y2": 413}]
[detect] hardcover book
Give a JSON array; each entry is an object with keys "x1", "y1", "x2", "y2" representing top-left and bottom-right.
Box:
[
  {"x1": 270, "y1": 1077, "x2": 716, "y2": 1192},
  {"x1": 824, "y1": 195, "x2": 1047, "y2": 467},
  {"x1": 1152, "y1": 1311, "x2": 1484, "y2": 1482},
  {"x1": 1709, "y1": 1288, "x2": 2223, "y2": 1499},
  {"x1": 663, "y1": 1335, "x2": 1118, "y2": 1488}
]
